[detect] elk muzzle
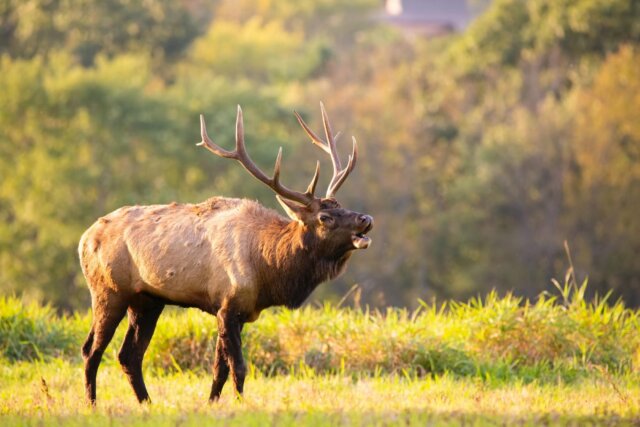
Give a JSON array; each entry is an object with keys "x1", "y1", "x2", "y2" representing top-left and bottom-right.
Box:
[{"x1": 352, "y1": 214, "x2": 373, "y2": 249}]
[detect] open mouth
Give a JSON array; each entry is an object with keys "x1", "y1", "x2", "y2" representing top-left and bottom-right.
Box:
[{"x1": 352, "y1": 223, "x2": 373, "y2": 249}]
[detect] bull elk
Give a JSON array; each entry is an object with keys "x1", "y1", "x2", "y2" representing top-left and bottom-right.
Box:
[{"x1": 78, "y1": 103, "x2": 373, "y2": 404}]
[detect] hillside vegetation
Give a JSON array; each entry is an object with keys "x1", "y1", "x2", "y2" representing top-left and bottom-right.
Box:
[{"x1": 2, "y1": 0, "x2": 640, "y2": 309}]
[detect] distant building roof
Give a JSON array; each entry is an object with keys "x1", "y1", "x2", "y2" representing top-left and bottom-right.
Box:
[{"x1": 383, "y1": 0, "x2": 476, "y2": 37}]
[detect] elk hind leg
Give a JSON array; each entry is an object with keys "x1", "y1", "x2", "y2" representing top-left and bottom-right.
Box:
[
  {"x1": 118, "y1": 298, "x2": 164, "y2": 403},
  {"x1": 84, "y1": 296, "x2": 127, "y2": 405}
]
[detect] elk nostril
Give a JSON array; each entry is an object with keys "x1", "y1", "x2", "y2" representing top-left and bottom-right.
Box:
[{"x1": 358, "y1": 215, "x2": 371, "y2": 225}]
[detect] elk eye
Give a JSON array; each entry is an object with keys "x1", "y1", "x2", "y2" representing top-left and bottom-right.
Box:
[{"x1": 318, "y1": 214, "x2": 333, "y2": 224}]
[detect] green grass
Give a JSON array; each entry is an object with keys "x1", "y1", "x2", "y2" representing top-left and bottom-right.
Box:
[
  {"x1": 1, "y1": 281, "x2": 640, "y2": 425},
  {"x1": 1, "y1": 360, "x2": 639, "y2": 426},
  {"x1": 1, "y1": 281, "x2": 638, "y2": 381}
]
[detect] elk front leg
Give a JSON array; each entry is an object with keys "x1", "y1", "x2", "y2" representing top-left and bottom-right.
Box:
[
  {"x1": 214, "y1": 310, "x2": 246, "y2": 399},
  {"x1": 209, "y1": 335, "x2": 230, "y2": 402}
]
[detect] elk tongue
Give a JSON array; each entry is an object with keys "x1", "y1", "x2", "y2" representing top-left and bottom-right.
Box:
[{"x1": 352, "y1": 233, "x2": 371, "y2": 249}]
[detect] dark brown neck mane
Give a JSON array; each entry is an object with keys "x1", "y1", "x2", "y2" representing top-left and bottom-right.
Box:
[{"x1": 255, "y1": 219, "x2": 352, "y2": 309}]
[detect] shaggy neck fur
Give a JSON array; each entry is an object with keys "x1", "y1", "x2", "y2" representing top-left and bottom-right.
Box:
[{"x1": 255, "y1": 218, "x2": 352, "y2": 309}]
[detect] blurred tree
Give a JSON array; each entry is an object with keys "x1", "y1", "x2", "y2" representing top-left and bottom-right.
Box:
[
  {"x1": 1, "y1": 0, "x2": 640, "y2": 310},
  {"x1": 185, "y1": 17, "x2": 326, "y2": 83},
  {"x1": 382, "y1": 0, "x2": 640, "y2": 302},
  {"x1": 568, "y1": 45, "x2": 640, "y2": 304},
  {"x1": 215, "y1": 0, "x2": 377, "y2": 40},
  {"x1": 448, "y1": 0, "x2": 640, "y2": 73},
  {"x1": 0, "y1": 0, "x2": 201, "y2": 65},
  {"x1": 0, "y1": 54, "x2": 179, "y2": 309}
]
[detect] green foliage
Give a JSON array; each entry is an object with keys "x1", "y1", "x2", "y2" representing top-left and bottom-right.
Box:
[
  {"x1": 1, "y1": 286, "x2": 638, "y2": 382},
  {"x1": 1, "y1": 0, "x2": 639, "y2": 309},
  {"x1": 0, "y1": 297, "x2": 82, "y2": 361},
  {"x1": 384, "y1": 0, "x2": 640, "y2": 304},
  {"x1": 0, "y1": 0, "x2": 200, "y2": 65},
  {"x1": 0, "y1": 54, "x2": 180, "y2": 308},
  {"x1": 186, "y1": 18, "x2": 327, "y2": 83},
  {"x1": 448, "y1": 0, "x2": 640, "y2": 73},
  {"x1": 567, "y1": 46, "x2": 640, "y2": 297},
  {"x1": 214, "y1": 0, "x2": 378, "y2": 42}
]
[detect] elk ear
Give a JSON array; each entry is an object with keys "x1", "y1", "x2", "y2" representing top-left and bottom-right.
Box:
[{"x1": 276, "y1": 195, "x2": 312, "y2": 223}]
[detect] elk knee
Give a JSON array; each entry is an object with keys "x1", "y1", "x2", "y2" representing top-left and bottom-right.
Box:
[
  {"x1": 118, "y1": 349, "x2": 133, "y2": 371},
  {"x1": 82, "y1": 333, "x2": 94, "y2": 360}
]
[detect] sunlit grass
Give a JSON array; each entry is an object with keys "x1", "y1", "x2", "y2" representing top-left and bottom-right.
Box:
[
  {"x1": 1, "y1": 281, "x2": 640, "y2": 425},
  {"x1": 1, "y1": 360, "x2": 639, "y2": 426},
  {"x1": 1, "y1": 281, "x2": 638, "y2": 382}
]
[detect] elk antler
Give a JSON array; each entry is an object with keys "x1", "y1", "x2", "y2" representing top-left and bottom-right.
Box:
[
  {"x1": 198, "y1": 106, "x2": 320, "y2": 206},
  {"x1": 294, "y1": 102, "x2": 358, "y2": 199}
]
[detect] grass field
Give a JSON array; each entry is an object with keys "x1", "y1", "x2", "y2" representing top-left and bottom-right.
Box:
[
  {"x1": 1, "y1": 361, "x2": 639, "y2": 426},
  {"x1": 1, "y1": 282, "x2": 640, "y2": 425}
]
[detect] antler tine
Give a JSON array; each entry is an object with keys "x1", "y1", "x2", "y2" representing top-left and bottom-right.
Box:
[
  {"x1": 326, "y1": 137, "x2": 358, "y2": 198},
  {"x1": 198, "y1": 115, "x2": 237, "y2": 158},
  {"x1": 333, "y1": 131, "x2": 342, "y2": 143},
  {"x1": 291, "y1": 110, "x2": 328, "y2": 197},
  {"x1": 230, "y1": 106, "x2": 271, "y2": 185},
  {"x1": 235, "y1": 105, "x2": 247, "y2": 157},
  {"x1": 295, "y1": 103, "x2": 359, "y2": 199},
  {"x1": 198, "y1": 106, "x2": 319, "y2": 206},
  {"x1": 305, "y1": 161, "x2": 320, "y2": 197},
  {"x1": 320, "y1": 101, "x2": 342, "y2": 174},
  {"x1": 272, "y1": 147, "x2": 282, "y2": 185},
  {"x1": 294, "y1": 111, "x2": 330, "y2": 154}
]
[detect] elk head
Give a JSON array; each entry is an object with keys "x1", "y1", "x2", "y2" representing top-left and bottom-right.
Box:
[{"x1": 198, "y1": 103, "x2": 373, "y2": 253}]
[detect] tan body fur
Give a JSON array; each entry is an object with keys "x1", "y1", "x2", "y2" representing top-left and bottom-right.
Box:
[{"x1": 81, "y1": 198, "x2": 265, "y2": 321}]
